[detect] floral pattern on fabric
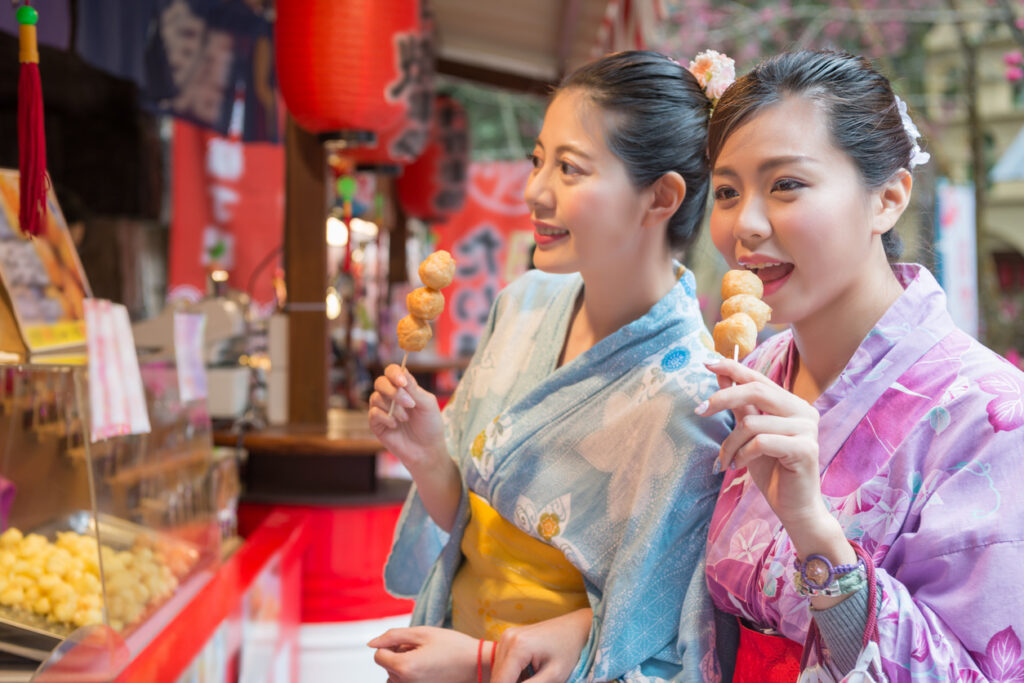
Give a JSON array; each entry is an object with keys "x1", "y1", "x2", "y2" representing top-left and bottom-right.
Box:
[
  {"x1": 386, "y1": 268, "x2": 732, "y2": 681},
  {"x1": 978, "y1": 370, "x2": 1024, "y2": 433},
  {"x1": 707, "y1": 265, "x2": 1024, "y2": 681}
]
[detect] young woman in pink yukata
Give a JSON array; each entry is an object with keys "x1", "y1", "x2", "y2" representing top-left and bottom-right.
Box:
[{"x1": 697, "y1": 49, "x2": 1024, "y2": 681}]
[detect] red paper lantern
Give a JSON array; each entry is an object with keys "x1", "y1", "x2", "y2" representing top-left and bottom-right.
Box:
[
  {"x1": 276, "y1": 0, "x2": 420, "y2": 135},
  {"x1": 349, "y1": 6, "x2": 436, "y2": 171},
  {"x1": 397, "y1": 94, "x2": 469, "y2": 223}
]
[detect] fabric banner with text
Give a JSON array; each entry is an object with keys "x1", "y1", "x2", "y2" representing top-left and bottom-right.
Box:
[
  {"x1": 168, "y1": 118, "x2": 283, "y2": 315},
  {"x1": 433, "y1": 160, "x2": 535, "y2": 358}
]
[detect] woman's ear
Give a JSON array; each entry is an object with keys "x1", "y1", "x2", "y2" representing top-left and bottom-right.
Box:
[
  {"x1": 872, "y1": 169, "x2": 913, "y2": 236},
  {"x1": 643, "y1": 171, "x2": 686, "y2": 229}
]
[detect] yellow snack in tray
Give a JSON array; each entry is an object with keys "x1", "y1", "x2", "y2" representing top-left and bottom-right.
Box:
[
  {"x1": 0, "y1": 586, "x2": 23, "y2": 607},
  {"x1": 0, "y1": 528, "x2": 23, "y2": 546},
  {"x1": 33, "y1": 596, "x2": 50, "y2": 615},
  {"x1": 0, "y1": 527, "x2": 182, "y2": 632},
  {"x1": 0, "y1": 551, "x2": 15, "y2": 569},
  {"x1": 51, "y1": 599, "x2": 74, "y2": 623}
]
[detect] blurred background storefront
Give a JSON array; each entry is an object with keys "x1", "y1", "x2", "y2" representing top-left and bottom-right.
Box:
[{"x1": 0, "y1": 1, "x2": 1020, "y2": 681}]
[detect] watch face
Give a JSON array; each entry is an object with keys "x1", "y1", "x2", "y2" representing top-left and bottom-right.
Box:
[{"x1": 804, "y1": 557, "x2": 831, "y2": 589}]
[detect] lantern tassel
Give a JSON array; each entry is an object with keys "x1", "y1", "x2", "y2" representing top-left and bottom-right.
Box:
[{"x1": 17, "y1": 3, "x2": 47, "y2": 238}]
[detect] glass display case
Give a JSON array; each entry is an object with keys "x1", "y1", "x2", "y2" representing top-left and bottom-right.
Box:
[{"x1": 0, "y1": 358, "x2": 224, "y2": 676}]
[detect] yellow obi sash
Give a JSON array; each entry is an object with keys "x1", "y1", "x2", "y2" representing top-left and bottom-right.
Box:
[{"x1": 450, "y1": 491, "x2": 590, "y2": 641}]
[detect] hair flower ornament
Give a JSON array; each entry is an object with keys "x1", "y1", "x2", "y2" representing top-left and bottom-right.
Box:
[
  {"x1": 687, "y1": 49, "x2": 736, "y2": 107},
  {"x1": 895, "y1": 95, "x2": 931, "y2": 169}
]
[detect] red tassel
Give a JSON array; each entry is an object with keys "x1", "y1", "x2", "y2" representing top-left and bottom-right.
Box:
[{"x1": 17, "y1": 5, "x2": 47, "y2": 238}]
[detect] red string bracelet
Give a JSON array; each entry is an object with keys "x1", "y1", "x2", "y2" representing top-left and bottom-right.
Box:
[
  {"x1": 490, "y1": 640, "x2": 497, "y2": 671},
  {"x1": 477, "y1": 638, "x2": 485, "y2": 683}
]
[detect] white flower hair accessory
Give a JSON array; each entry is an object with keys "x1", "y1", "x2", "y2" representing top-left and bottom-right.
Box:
[
  {"x1": 686, "y1": 49, "x2": 736, "y2": 107},
  {"x1": 896, "y1": 95, "x2": 930, "y2": 169}
]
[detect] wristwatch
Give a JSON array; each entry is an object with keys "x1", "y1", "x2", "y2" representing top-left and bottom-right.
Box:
[{"x1": 793, "y1": 554, "x2": 866, "y2": 598}]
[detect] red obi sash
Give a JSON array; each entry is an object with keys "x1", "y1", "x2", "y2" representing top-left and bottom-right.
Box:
[{"x1": 734, "y1": 618, "x2": 802, "y2": 683}]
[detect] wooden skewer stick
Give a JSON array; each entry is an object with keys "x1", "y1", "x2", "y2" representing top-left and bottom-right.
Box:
[
  {"x1": 387, "y1": 351, "x2": 410, "y2": 417},
  {"x1": 724, "y1": 344, "x2": 740, "y2": 389}
]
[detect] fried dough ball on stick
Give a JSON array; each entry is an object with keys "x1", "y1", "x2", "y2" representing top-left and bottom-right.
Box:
[
  {"x1": 406, "y1": 287, "x2": 445, "y2": 322},
  {"x1": 721, "y1": 269, "x2": 764, "y2": 300},
  {"x1": 397, "y1": 315, "x2": 432, "y2": 352},
  {"x1": 721, "y1": 294, "x2": 772, "y2": 332},
  {"x1": 713, "y1": 312, "x2": 758, "y2": 360},
  {"x1": 418, "y1": 250, "x2": 456, "y2": 290},
  {"x1": 716, "y1": 270, "x2": 771, "y2": 362},
  {"x1": 389, "y1": 251, "x2": 457, "y2": 416},
  {"x1": 389, "y1": 315, "x2": 433, "y2": 417}
]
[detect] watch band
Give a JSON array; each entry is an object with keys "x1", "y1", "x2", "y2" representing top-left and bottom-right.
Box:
[
  {"x1": 793, "y1": 565, "x2": 867, "y2": 598},
  {"x1": 795, "y1": 553, "x2": 864, "y2": 590}
]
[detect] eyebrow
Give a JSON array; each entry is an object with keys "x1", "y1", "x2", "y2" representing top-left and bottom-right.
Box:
[
  {"x1": 713, "y1": 155, "x2": 815, "y2": 178},
  {"x1": 533, "y1": 139, "x2": 593, "y2": 161}
]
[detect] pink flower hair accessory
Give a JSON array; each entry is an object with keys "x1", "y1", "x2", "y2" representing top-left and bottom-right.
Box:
[
  {"x1": 686, "y1": 49, "x2": 736, "y2": 108},
  {"x1": 895, "y1": 95, "x2": 931, "y2": 169}
]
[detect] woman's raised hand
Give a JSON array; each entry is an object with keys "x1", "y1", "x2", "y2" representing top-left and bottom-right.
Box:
[
  {"x1": 698, "y1": 359, "x2": 826, "y2": 530},
  {"x1": 368, "y1": 364, "x2": 446, "y2": 469},
  {"x1": 369, "y1": 365, "x2": 462, "y2": 532}
]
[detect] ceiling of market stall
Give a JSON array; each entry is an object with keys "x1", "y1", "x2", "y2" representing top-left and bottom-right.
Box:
[{"x1": 431, "y1": 0, "x2": 615, "y2": 91}]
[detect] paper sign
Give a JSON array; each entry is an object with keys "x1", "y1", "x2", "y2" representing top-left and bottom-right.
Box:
[
  {"x1": 0, "y1": 169, "x2": 92, "y2": 354},
  {"x1": 112, "y1": 305, "x2": 151, "y2": 436},
  {"x1": 174, "y1": 312, "x2": 209, "y2": 403},
  {"x1": 934, "y1": 179, "x2": 979, "y2": 339},
  {"x1": 85, "y1": 299, "x2": 151, "y2": 442}
]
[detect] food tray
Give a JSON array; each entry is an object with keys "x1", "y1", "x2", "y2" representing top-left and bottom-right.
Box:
[{"x1": 0, "y1": 512, "x2": 195, "y2": 660}]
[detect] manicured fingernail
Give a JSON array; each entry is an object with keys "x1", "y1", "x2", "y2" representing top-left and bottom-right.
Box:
[
  {"x1": 730, "y1": 460, "x2": 738, "y2": 470},
  {"x1": 694, "y1": 400, "x2": 709, "y2": 415},
  {"x1": 712, "y1": 458, "x2": 722, "y2": 475},
  {"x1": 400, "y1": 391, "x2": 415, "y2": 408},
  {"x1": 705, "y1": 359, "x2": 722, "y2": 368}
]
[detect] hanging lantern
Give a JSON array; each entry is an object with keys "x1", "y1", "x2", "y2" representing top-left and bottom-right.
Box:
[
  {"x1": 347, "y1": 101, "x2": 429, "y2": 172},
  {"x1": 397, "y1": 94, "x2": 469, "y2": 223},
  {"x1": 347, "y1": 3, "x2": 436, "y2": 171},
  {"x1": 276, "y1": 0, "x2": 420, "y2": 135}
]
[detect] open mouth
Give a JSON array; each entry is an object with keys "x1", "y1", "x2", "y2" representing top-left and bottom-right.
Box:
[
  {"x1": 743, "y1": 261, "x2": 795, "y2": 296},
  {"x1": 744, "y1": 262, "x2": 794, "y2": 283}
]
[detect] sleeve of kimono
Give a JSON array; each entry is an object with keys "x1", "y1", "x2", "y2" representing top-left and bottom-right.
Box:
[
  {"x1": 812, "y1": 584, "x2": 878, "y2": 673},
  {"x1": 827, "y1": 420, "x2": 1024, "y2": 680},
  {"x1": 382, "y1": 287, "x2": 508, "y2": 599}
]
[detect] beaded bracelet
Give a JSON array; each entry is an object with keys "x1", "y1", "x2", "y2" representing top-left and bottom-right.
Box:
[{"x1": 793, "y1": 563, "x2": 867, "y2": 598}]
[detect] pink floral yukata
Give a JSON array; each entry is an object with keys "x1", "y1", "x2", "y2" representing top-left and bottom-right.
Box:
[{"x1": 706, "y1": 264, "x2": 1024, "y2": 681}]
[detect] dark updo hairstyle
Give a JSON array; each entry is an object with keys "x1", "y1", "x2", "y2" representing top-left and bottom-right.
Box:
[
  {"x1": 707, "y1": 50, "x2": 917, "y2": 259},
  {"x1": 557, "y1": 50, "x2": 712, "y2": 253}
]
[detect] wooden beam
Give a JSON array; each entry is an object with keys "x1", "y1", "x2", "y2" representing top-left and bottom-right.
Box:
[
  {"x1": 556, "y1": 0, "x2": 584, "y2": 80},
  {"x1": 436, "y1": 58, "x2": 554, "y2": 95},
  {"x1": 284, "y1": 117, "x2": 328, "y2": 427}
]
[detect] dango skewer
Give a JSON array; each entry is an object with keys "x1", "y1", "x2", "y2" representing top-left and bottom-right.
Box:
[
  {"x1": 388, "y1": 251, "x2": 456, "y2": 416},
  {"x1": 713, "y1": 269, "x2": 772, "y2": 362}
]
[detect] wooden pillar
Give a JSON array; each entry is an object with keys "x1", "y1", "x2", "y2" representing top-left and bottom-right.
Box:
[{"x1": 284, "y1": 117, "x2": 328, "y2": 426}]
